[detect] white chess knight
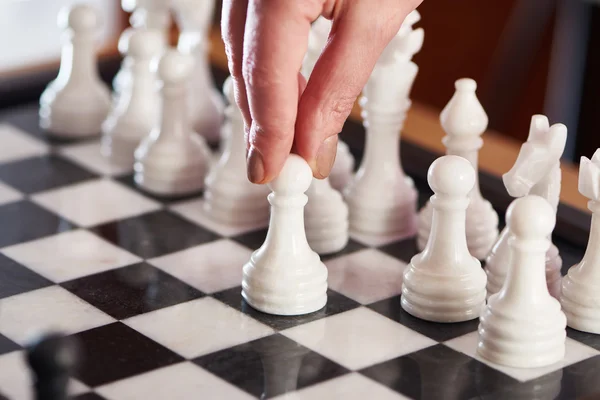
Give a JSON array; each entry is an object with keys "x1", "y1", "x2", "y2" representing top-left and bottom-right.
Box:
[
  {"x1": 417, "y1": 78, "x2": 499, "y2": 259},
  {"x1": 174, "y1": 0, "x2": 225, "y2": 144},
  {"x1": 242, "y1": 154, "x2": 328, "y2": 316},
  {"x1": 561, "y1": 149, "x2": 600, "y2": 334},
  {"x1": 343, "y1": 14, "x2": 423, "y2": 245},
  {"x1": 478, "y1": 195, "x2": 567, "y2": 368},
  {"x1": 203, "y1": 77, "x2": 270, "y2": 226},
  {"x1": 401, "y1": 155, "x2": 487, "y2": 323},
  {"x1": 113, "y1": 0, "x2": 171, "y2": 98},
  {"x1": 39, "y1": 4, "x2": 111, "y2": 138},
  {"x1": 486, "y1": 115, "x2": 567, "y2": 299},
  {"x1": 101, "y1": 28, "x2": 163, "y2": 168},
  {"x1": 134, "y1": 49, "x2": 211, "y2": 196},
  {"x1": 301, "y1": 16, "x2": 355, "y2": 192},
  {"x1": 305, "y1": 177, "x2": 349, "y2": 255}
]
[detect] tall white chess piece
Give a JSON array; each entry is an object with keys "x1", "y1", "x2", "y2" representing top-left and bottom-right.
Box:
[
  {"x1": 561, "y1": 149, "x2": 600, "y2": 333},
  {"x1": 203, "y1": 77, "x2": 270, "y2": 226},
  {"x1": 478, "y1": 195, "x2": 567, "y2": 368},
  {"x1": 486, "y1": 115, "x2": 567, "y2": 299},
  {"x1": 343, "y1": 16, "x2": 423, "y2": 245},
  {"x1": 417, "y1": 78, "x2": 499, "y2": 259},
  {"x1": 402, "y1": 155, "x2": 487, "y2": 323},
  {"x1": 174, "y1": 0, "x2": 225, "y2": 144},
  {"x1": 242, "y1": 154, "x2": 328, "y2": 316},
  {"x1": 39, "y1": 4, "x2": 111, "y2": 138},
  {"x1": 134, "y1": 49, "x2": 211, "y2": 196}
]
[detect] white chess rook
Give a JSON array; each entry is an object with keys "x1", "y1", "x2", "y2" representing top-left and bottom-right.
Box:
[
  {"x1": 134, "y1": 49, "x2": 211, "y2": 196},
  {"x1": 486, "y1": 115, "x2": 567, "y2": 299},
  {"x1": 417, "y1": 79, "x2": 499, "y2": 259},
  {"x1": 39, "y1": 4, "x2": 111, "y2": 138},
  {"x1": 242, "y1": 154, "x2": 328, "y2": 316},
  {"x1": 305, "y1": 177, "x2": 349, "y2": 255},
  {"x1": 401, "y1": 155, "x2": 487, "y2": 323},
  {"x1": 101, "y1": 28, "x2": 162, "y2": 168},
  {"x1": 561, "y1": 149, "x2": 600, "y2": 333},
  {"x1": 203, "y1": 77, "x2": 270, "y2": 226},
  {"x1": 478, "y1": 195, "x2": 567, "y2": 368}
]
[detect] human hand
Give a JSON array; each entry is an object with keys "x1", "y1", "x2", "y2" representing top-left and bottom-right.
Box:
[{"x1": 222, "y1": 0, "x2": 423, "y2": 184}]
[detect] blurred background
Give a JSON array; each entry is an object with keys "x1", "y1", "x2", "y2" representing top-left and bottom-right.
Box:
[{"x1": 0, "y1": 0, "x2": 596, "y2": 164}]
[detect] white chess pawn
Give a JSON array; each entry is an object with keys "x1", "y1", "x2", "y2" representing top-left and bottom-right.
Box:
[
  {"x1": 242, "y1": 154, "x2": 328, "y2": 316},
  {"x1": 561, "y1": 149, "x2": 600, "y2": 334},
  {"x1": 113, "y1": 0, "x2": 170, "y2": 98},
  {"x1": 101, "y1": 28, "x2": 163, "y2": 168},
  {"x1": 175, "y1": 0, "x2": 224, "y2": 144},
  {"x1": 401, "y1": 155, "x2": 487, "y2": 323},
  {"x1": 417, "y1": 79, "x2": 499, "y2": 259},
  {"x1": 39, "y1": 4, "x2": 111, "y2": 138},
  {"x1": 134, "y1": 49, "x2": 211, "y2": 196},
  {"x1": 486, "y1": 115, "x2": 567, "y2": 299},
  {"x1": 305, "y1": 177, "x2": 349, "y2": 254},
  {"x1": 478, "y1": 195, "x2": 567, "y2": 368},
  {"x1": 203, "y1": 77, "x2": 270, "y2": 226}
]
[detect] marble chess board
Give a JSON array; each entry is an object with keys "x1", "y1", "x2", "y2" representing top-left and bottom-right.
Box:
[{"x1": 0, "y1": 101, "x2": 598, "y2": 400}]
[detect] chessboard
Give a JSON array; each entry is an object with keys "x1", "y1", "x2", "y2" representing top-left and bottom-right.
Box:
[{"x1": 0, "y1": 65, "x2": 599, "y2": 399}]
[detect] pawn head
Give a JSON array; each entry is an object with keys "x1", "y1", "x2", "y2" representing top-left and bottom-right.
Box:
[
  {"x1": 59, "y1": 3, "x2": 101, "y2": 33},
  {"x1": 268, "y1": 154, "x2": 313, "y2": 195},
  {"x1": 127, "y1": 28, "x2": 164, "y2": 59},
  {"x1": 427, "y1": 155, "x2": 475, "y2": 196},
  {"x1": 506, "y1": 195, "x2": 555, "y2": 239},
  {"x1": 158, "y1": 49, "x2": 194, "y2": 85}
]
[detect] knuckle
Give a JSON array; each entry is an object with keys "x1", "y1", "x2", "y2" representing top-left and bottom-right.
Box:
[{"x1": 326, "y1": 92, "x2": 357, "y2": 126}]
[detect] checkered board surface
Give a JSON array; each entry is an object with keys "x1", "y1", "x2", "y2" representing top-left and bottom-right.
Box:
[{"x1": 0, "y1": 104, "x2": 599, "y2": 400}]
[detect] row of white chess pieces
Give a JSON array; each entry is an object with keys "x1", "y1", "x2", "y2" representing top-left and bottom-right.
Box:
[{"x1": 36, "y1": 3, "x2": 600, "y2": 370}]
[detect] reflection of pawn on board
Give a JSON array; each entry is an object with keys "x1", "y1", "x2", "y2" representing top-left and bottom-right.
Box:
[
  {"x1": 134, "y1": 49, "x2": 211, "y2": 196},
  {"x1": 26, "y1": 333, "x2": 81, "y2": 400},
  {"x1": 39, "y1": 4, "x2": 111, "y2": 138},
  {"x1": 402, "y1": 155, "x2": 487, "y2": 322},
  {"x1": 242, "y1": 155, "x2": 328, "y2": 315},
  {"x1": 417, "y1": 79, "x2": 499, "y2": 260},
  {"x1": 101, "y1": 28, "x2": 163, "y2": 168},
  {"x1": 478, "y1": 195, "x2": 567, "y2": 368},
  {"x1": 203, "y1": 76, "x2": 270, "y2": 226},
  {"x1": 486, "y1": 115, "x2": 567, "y2": 299},
  {"x1": 561, "y1": 149, "x2": 600, "y2": 334}
]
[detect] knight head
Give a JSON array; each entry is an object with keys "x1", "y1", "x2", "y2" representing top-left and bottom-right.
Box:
[{"x1": 502, "y1": 115, "x2": 567, "y2": 197}]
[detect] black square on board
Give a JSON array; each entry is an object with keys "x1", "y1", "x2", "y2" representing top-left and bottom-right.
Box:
[
  {"x1": 73, "y1": 394, "x2": 107, "y2": 400},
  {"x1": 231, "y1": 227, "x2": 268, "y2": 251},
  {"x1": 0, "y1": 254, "x2": 53, "y2": 299},
  {"x1": 71, "y1": 322, "x2": 184, "y2": 387},
  {"x1": 0, "y1": 200, "x2": 75, "y2": 248},
  {"x1": 0, "y1": 333, "x2": 20, "y2": 356},
  {"x1": 378, "y1": 238, "x2": 419, "y2": 264},
  {"x1": 91, "y1": 210, "x2": 220, "y2": 259},
  {"x1": 367, "y1": 295, "x2": 479, "y2": 342},
  {"x1": 213, "y1": 286, "x2": 360, "y2": 331},
  {"x1": 360, "y1": 344, "x2": 518, "y2": 399},
  {"x1": 193, "y1": 333, "x2": 349, "y2": 398},
  {"x1": 0, "y1": 155, "x2": 97, "y2": 194},
  {"x1": 62, "y1": 262, "x2": 204, "y2": 320},
  {"x1": 567, "y1": 328, "x2": 600, "y2": 352}
]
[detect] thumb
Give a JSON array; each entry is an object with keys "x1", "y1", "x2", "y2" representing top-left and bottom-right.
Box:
[{"x1": 295, "y1": 1, "x2": 417, "y2": 178}]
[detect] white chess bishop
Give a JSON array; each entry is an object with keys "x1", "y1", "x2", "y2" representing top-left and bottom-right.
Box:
[
  {"x1": 242, "y1": 154, "x2": 328, "y2": 316},
  {"x1": 203, "y1": 77, "x2": 270, "y2": 226},
  {"x1": 401, "y1": 155, "x2": 487, "y2": 323},
  {"x1": 486, "y1": 115, "x2": 567, "y2": 299},
  {"x1": 101, "y1": 28, "x2": 163, "y2": 168},
  {"x1": 343, "y1": 14, "x2": 423, "y2": 245},
  {"x1": 305, "y1": 177, "x2": 349, "y2": 255},
  {"x1": 113, "y1": 0, "x2": 170, "y2": 99},
  {"x1": 134, "y1": 49, "x2": 211, "y2": 196},
  {"x1": 39, "y1": 4, "x2": 111, "y2": 138},
  {"x1": 561, "y1": 149, "x2": 600, "y2": 334},
  {"x1": 417, "y1": 78, "x2": 499, "y2": 259},
  {"x1": 174, "y1": 0, "x2": 225, "y2": 144},
  {"x1": 478, "y1": 195, "x2": 567, "y2": 368}
]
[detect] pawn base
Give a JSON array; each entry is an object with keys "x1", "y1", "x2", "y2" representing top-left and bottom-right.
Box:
[
  {"x1": 307, "y1": 232, "x2": 348, "y2": 255},
  {"x1": 134, "y1": 172, "x2": 204, "y2": 197},
  {"x1": 561, "y1": 275, "x2": 600, "y2": 334},
  {"x1": 40, "y1": 104, "x2": 108, "y2": 139}
]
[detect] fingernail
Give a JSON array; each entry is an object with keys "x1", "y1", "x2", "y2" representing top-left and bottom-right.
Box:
[
  {"x1": 247, "y1": 146, "x2": 265, "y2": 183},
  {"x1": 316, "y1": 136, "x2": 338, "y2": 178}
]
